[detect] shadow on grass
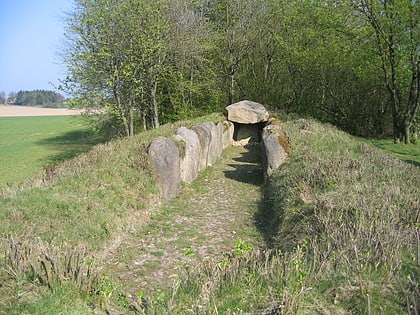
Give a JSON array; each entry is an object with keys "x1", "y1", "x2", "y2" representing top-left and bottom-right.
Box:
[
  {"x1": 254, "y1": 180, "x2": 283, "y2": 248},
  {"x1": 404, "y1": 159, "x2": 420, "y2": 167},
  {"x1": 222, "y1": 145, "x2": 281, "y2": 248},
  {"x1": 36, "y1": 129, "x2": 105, "y2": 165}
]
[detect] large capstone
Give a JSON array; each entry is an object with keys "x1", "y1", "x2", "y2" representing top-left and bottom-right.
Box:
[{"x1": 226, "y1": 100, "x2": 269, "y2": 124}]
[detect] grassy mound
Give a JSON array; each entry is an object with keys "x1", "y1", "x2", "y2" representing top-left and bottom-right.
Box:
[
  {"x1": 154, "y1": 118, "x2": 419, "y2": 314},
  {"x1": 0, "y1": 116, "x2": 418, "y2": 314},
  {"x1": 0, "y1": 114, "x2": 222, "y2": 314}
]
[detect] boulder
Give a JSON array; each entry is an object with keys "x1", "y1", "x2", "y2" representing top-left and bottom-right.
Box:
[
  {"x1": 261, "y1": 127, "x2": 288, "y2": 180},
  {"x1": 174, "y1": 127, "x2": 200, "y2": 184},
  {"x1": 147, "y1": 136, "x2": 180, "y2": 199},
  {"x1": 192, "y1": 122, "x2": 213, "y2": 170},
  {"x1": 226, "y1": 100, "x2": 269, "y2": 124}
]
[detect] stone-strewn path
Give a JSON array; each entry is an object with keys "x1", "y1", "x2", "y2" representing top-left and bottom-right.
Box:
[{"x1": 105, "y1": 145, "x2": 265, "y2": 295}]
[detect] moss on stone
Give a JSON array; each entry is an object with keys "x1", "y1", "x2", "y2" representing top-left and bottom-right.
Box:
[
  {"x1": 267, "y1": 125, "x2": 291, "y2": 154},
  {"x1": 278, "y1": 133, "x2": 291, "y2": 154},
  {"x1": 268, "y1": 118, "x2": 282, "y2": 127},
  {"x1": 172, "y1": 137, "x2": 186, "y2": 159}
]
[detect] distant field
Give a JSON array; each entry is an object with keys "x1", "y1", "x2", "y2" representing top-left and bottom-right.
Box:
[{"x1": 0, "y1": 116, "x2": 100, "y2": 187}]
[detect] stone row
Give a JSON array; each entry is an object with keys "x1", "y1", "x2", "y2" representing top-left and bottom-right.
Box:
[
  {"x1": 147, "y1": 100, "x2": 289, "y2": 200},
  {"x1": 147, "y1": 120, "x2": 234, "y2": 199}
]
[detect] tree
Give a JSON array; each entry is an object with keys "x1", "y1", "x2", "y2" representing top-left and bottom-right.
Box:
[
  {"x1": 206, "y1": 0, "x2": 260, "y2": 104},
  {"x1": 161, "y1": 0, "x2": 224, "y2": 121},
  {"x1": 13, "y1": 90, "x2": 64, "y2": 107},
  {"x1": 352, "y1": 0, "x2": 419, "y2": 143},
  {"x1": 7, "y1": 92, "x2": 16, "y2": 104},
  {"x1": 62, "y1": 0, "x2": 168, "y2": 136}
]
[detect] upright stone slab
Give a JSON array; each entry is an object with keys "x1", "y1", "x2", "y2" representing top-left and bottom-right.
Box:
[
  {"x1": 148, "y1": 136, "x2": 180, "y2": 199},
  {"x1": 192, "y1": 122, "x2": 213, "y2": 170},
  {"x1": 208, "y1": 122, "x2": 220, "y2": 166},
  {"x1": 216, "y1": 122, "x2": 224, "y2": 158},
  {"x1": 174, "y1": 127, "x2": 200, "y2": 184},
  {"x1": 222, "y1": 120, "x2": 234, "y2": 149},
  {"x1": 226, "y1": 100, "x2": 269, "y2": 124},
  {"x1": 261, "y1": 127, "x2": 288, "y2": 180}
]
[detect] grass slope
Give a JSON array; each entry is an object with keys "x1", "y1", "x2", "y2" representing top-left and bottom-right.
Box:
[
  {"x1": 0, "y1": 116, "x2": 418, "y2": 314},
  {"x1": 0, "y1": 116, "x2": 100, "y2": 187},
  {"x1": 0, "y1": 114, "x2": 223, "y2": 314}
]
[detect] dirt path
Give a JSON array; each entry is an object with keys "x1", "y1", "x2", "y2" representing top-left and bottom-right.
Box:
[{"x1": 105, "y1": 145, "x2": 265, "y2": 295}]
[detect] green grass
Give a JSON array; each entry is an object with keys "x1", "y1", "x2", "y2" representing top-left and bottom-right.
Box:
[
  {"x1": 361, "y1": 137, "x2": 420, "y2": 166},
  {"x1": 151, "y1": 118, "x2": 420, "y2": 314},
  {"x1": 0, "y1": 116, "x2": 101, "y2": 187},
  {"x1": 1, "y1": 114, "x2": 418, "y2": 314},
  {"x1": 0, "y1": 114, "x2": 223, "y2": 314}
]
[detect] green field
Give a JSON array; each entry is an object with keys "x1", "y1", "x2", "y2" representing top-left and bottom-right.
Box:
[
  {"x1": 363, "y1": 137, "x2": 420, "y2": 166},
  {"x1": 0, "y1": 116, "x2": 100, "y2": 187}
]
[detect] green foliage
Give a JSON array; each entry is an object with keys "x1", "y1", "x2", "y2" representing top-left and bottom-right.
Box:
[
  {"x1": 61, "y1": 0, "x2": 418, "y2": 138},
  {"x1": 63, "y1": 0, "x2": 169, "y2": 135},
  {"x1": 352, "y1": 0, "x2": 420, "y2": 142}
]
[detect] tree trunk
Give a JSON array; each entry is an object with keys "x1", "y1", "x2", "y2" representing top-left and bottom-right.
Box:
[
  {"x1": 129, "y1": 104, "x2": 134, "y2": 137},
  {"x1": 228, "y1": 68, "x2": 235, "y2": 105},
  {"x1": 114, "y1": 88, "x2": 130, "y2": 137},
  {"x1": 151, "y1": 77, "x2": 160, "y2": 129},
  {"x1": 142, "y1": 110, "x2": 147, "y2": 131},
  {"x1": 393, "y1": 120, "x2": 410, "y2": 144}
]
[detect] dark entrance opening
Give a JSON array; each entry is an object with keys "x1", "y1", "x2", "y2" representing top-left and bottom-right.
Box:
[{"x1": 232, "y1": 121, "x2": 266, "y2": 144}]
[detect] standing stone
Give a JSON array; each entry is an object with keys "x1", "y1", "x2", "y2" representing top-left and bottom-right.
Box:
[
  {"x1": 261, "y1": 127, "x2": 288, "y2": 180},
  {"x1": 216, "y1": 122, "x2": 224, "y2": 158},
  {"x1": 192, "y1": 122, "x2": 213, "y2": 170},
  {"x1": 174, "y1": 127, "x2": 200, "y2": 184},
  {"x1": 208, "y1": 122, "x2": 220, "y2": 166},
  {"x1": 222, "y1": 120, "x2": 234, "y2": 149},
  {"x1": 226, "y1": 100, "x2": 269, "y2": 124},
  {"x1": 148, "y1": 137, "x2": 180, "y2": 199}
]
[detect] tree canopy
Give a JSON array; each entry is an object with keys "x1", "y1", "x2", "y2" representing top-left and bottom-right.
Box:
[{"x1": 61, "y1": 0, "x2": 419, "y2": 140}]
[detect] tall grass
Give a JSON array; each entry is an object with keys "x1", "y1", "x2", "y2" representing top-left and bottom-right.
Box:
[{"x1": 265, "y1": 119, "x2": 419, "y2": 313}]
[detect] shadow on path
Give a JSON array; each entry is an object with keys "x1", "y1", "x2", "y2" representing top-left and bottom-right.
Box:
[{"x1": 223, "y1": 145, "x2": 264, "y2": 186}]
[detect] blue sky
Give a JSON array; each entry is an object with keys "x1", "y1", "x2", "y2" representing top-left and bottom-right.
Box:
[{"x1": 0, "y1": 0, "x2": 74, "y2": 95}]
